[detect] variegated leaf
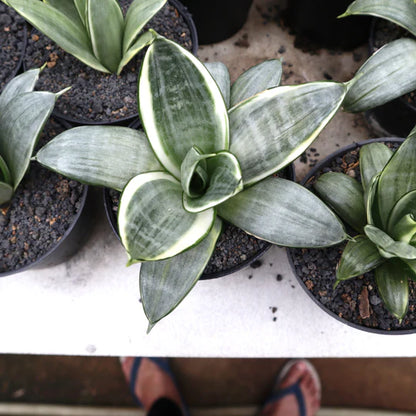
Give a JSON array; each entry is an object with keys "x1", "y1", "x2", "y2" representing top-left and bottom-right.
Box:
[
  {"x1": 229, "y1": 82, "x2": 346, "y2": 186},
  {"x1": 5, "y1": 0, "x2": 109, "y2": 73},
  {"x1": 387, "y1": 190, "x2": 416, "y2": 239},
  {"x1": 365, "y1": 173, "x2": 382, "y2": 227},
  {"x1": 218, "y1": 177, "x2": 347, "y2": 247},
  {"x1": 44, "y1": 0, "x2": 84, "y2": 27},
  {"x1": 183, "y1": 150, "x2": 243, "y2": 213},
  {"x1": 314, "y1": 172, "x2": 366, "y2": 233},
  {"x1": 391, "y1": 214, "x2": 416, "y2": 244},
  {"x1": 377, "y1": 132, "x2": 416, "y2": 228},
  {"x1": 336, "y1": 235, "x2": 385, "y2": 282},
  {"x1": 230, "y1": 60, "x2": 282, "y2": 107},
  {"x1": 344, "y1": 38, "x2": 416, "y2": 112},
  {"x1": 87, "y1": 0, "x2": 123, "y2": 73},
  {"x1": 118, "y1": 171, "x2": 216, "y2": 263},
  {"x1": 74, "y1": 0, "x2": 88, "y2": 27},
  {"x1": 375, "y1": 259, "x2": 410, "y2": 320},
  {"x1": 139, "y1": 37, "x2": 229, "y2": 179},
  {"x1": 0, "y1": 92, "x2": 57, "y2": 189},
  {"x1": 340, "y1": 0, "x2": 416, "y2": 37},
  {"x1": 204, "y1": 62, "x2": 231, "y2": 108},
  {"x1": 364, "y1": 224, "x2": 416, "y2": 259},
  {"x1": 0, "y1": 68, "x2": 40, "y2": 109},
  {"x1": 123, "y1": 0, "x2": 167, "y2": 53},
  {"x1": 141, "y1": 217, "x2": 222, "y2": 330},
  {"x1": 36, "y1": 126, "x2": 162, "y2": 191},
  {"x1": 359, "y1": 142, "x2": 392, "y2": 193}
]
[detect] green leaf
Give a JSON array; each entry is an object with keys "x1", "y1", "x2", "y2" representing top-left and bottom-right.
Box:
[
  {"x1": 340, "y1": 0, "x2": 416, "y2": 37},
  {"x1": 36, "y1": 126, "x2": 162, "y2": 192},
  {"x1": 0, "y1": 92, "x2": 57, "y2": 189},
  {"x1": 74, "y1": 0, "x2": 88, "y2": 27},
  {"x1": 375, "y1": 259, "x2": 409, "y2": 320},
  {"x1": 0, "y1": 67, "x2": 40, "y2": 109},
  {"x1": 377, "y1": 133, "x2": 416, "y2": 228},
  {"x1": 0, "y1": 155, "x2": 11, "y2": 186},
  {"x1": 87, "y1": 0, "x2": 123, "y2": 73},
  {"x1": 314, "y1": 172, "x2": 366, "y2": 233},
  {"x1": 123, "y1": 0, "x2": 167, "y2": 53},
  {"x1": 390, "y1": 214, "x2": 416, "y2": 244},
  {"x1": 139, "y1": 37, "x2": 229, "y2": 179},
  {"x1": 0, "y1": 182, "x2": 13, "y2": 205},
  {"x1": 364, "y1": 224, "x2": 416, "y2": 259},
  {"x1": 387, "y1": 190, "x2": 416, "y2": 240},
  {"x1": 117, "y1": 31, "x2": 155, "y2": 75},
  {"x1": 218, "y1": 177, "x2": 347, "y2": 247},
  {"x1": 204, "y1": 62, "x2": 231, "y2": 108},
  {"x1": 359, "y1": 142, "x2": 392, "y2": 193},
  {"x1": 337, "y1": 235, "x2": 385, "y2": 281},
  {"x1": 183, "y1": 150, "x2": 243, "y2": 213},
  {"x1": 344, "y1": 38, "x2": 416, "y2": 112},
  {"x1": 44, "y1": 0, "x2": 84, "y2": 28},
  {"x1": 140, "y1": 217, "x2": 222, "y2": 328},
  {"x1": 5, "y1": 0, "x2": 110, "y2": 73},
  {"x1": 229, "y1": 82, "x2": 346, "y2": 186},
  {"x1": 365, "y1": 173, "x2": 382, "y2": 227},
  {"x1": 230, "y1": 60, "x2": 282, "y2": 107},
  {"x1": 118, "y1": 171, "x2": 216, "y2": 262}
]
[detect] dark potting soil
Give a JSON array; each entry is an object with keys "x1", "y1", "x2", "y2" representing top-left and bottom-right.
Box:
[
  {"x1": 0, "y1": 119, "x2": 84, "y2": 273},
  {"x1": 23, "y1": 1, "x2": 193, "y2": 124},
  {"x1": 0, "y1": 3, "x2": 25, "y2": 92},
  {"x1": 290, "y1": 141, "x2": 416, "y2": 331}
]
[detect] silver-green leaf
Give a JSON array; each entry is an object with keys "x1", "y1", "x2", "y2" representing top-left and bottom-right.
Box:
[
  {"x1": 140, "y1": 217, "x2": 222, "y2": 329},
  {"x1": 204, "y1": 62, "x2": 231, "y2": 108},
  {"x1": 387, "y1": 190, "x2": 416, "y2": 240},
  {"x1": 118, "y1": 171, "x2": 216, "y2": 263},
  {"x1": 36, "y1": 126, "x2": 162, "y2": 191},
  {"x1": 218, "y1": 177, "x2": 347, "y2": 247},
  {"x1": 229, "y1": 82, "x2": 346, "y2": 186}
]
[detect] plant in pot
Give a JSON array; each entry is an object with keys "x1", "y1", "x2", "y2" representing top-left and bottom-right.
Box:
[
  {"x1": 34, "y1": 31, "x2": 416, "y2": 330},
  {"x1": 0, "y1": 67, "x2": 89, "y2": 276},
  {"x1": 2, "y1": 0, "x2": 197, "y2": 125},
  {"x1": 289, "y1": 131, "x2": 416, "y2": 332},
  {"x1": 340, "y1": 0, "x2": 416, "y2": 136}
]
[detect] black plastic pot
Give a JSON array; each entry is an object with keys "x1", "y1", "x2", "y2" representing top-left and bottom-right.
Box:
[
  {"x1": 365, "y1": 19, "x2": 416, "y2": 137},
  {"x1": 287, "y1": 138, "x2": 416, "y2": 335},
  {"x1": 179, "y1": 0, "x2": 252, "y2": 44},
  {"x1": 0, "y1": 119, "x2": 94, "y2": 278},
  {"x1": 23, "y1": 0, "x2": 198, "y2": 127},
  {"x1": 284, "y1": 0, "x2": 371, "y2": 50},
  {"x1": 103, "y1": 164, "x2": 295, "y2": 280}
]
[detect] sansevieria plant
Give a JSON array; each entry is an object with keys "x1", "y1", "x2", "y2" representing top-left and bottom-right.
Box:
[
  {"x1": 2, "y1": 0, "x2": 166, "y2": 74},
  {"x1": 35, "y1": 34, "x2": 416, "y2": 330},
  {"x1": 314, "y1": 131, "x2": 416, "y2": 321},
  {"x1": 0, "y1": 68, "x2": 65, "y2": 205}
]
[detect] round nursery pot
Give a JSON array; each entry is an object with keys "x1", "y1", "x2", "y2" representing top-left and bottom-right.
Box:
[
  {"x1": 179, "y1": 0, "x2": 252, "y2": 44},
  {"x1": 22, "y1": 0, "x2": 198, "y2": 126},
  {"x1": 0, "y1": 118, "x2": 93, "y2": 278},
  {"x1": 287, "y1": 138, "x2": 416, "y2": 334},
  {"x1": 284, "y1": 0, "x2": 371, "y2": 50},
  {"x1": 366, "y1": 19, "x2": 416, "y2": 137},
  {"x1": 103, "y1": 163, "x2": 295, "y2": 280},
  {"x1": 0, "y1": 3, "x2": 27, "y2": 92}
]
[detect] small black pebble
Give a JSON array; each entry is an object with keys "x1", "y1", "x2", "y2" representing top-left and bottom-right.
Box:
[
  {"x1": 248, "y1": 274, "x2": 253, "y2": 279},
  {"x1": 250, "y1": 260, "x2": 262, "y2": 269},
  {"x1": 276, "y1": 274, "x2": 283, "y2": 281},
  {"x1": 273, "y1": 317, "x2": 277, "y2": 322}
]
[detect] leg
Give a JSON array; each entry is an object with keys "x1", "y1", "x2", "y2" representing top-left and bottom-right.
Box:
[{"x1": 261, "y1": 360, "x2": 321, "y2": 416}]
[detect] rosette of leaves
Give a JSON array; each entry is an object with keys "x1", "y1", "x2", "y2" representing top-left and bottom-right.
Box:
[
  {"x1": 2, "y1": 0, "x2": 166, "y2": 74},
  {"x1": 0, "y1": 68, "x2": 64, "y2": 206},
  {"x1": 314, "y1": 130, "x2": 416, "y2": 321},
  {"x1": 35, "y1": 35, "x2": 416, "y2": 330}
]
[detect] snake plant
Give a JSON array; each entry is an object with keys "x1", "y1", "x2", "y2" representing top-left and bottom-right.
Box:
[
  {"x1": 2, "y1": 0, "x2": 166, "y2": 74},
  {"x1": 0, "y1": 68, "x2": 64, "y2": 206},
  {"x1": 35, "y1": 34, "x2": 416, "y2": 329},
  {"x1": 314, "y1": 132, "x2": 416, "y2": 321}
]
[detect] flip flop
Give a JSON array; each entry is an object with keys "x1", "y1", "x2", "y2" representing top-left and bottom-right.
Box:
[
  {"x1": 262, "y1": 359, "x2": 321, "y2": 416},
  {"x1": 121, "y1": 357, "x2": 190, "y2": 416}
]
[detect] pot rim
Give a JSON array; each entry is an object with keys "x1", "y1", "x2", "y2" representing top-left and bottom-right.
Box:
[
  {"x1": 288, "y1": 137, "x2": 416, "y2": 335},
  {"x1": 23, "y1": 0, "x2": 199, "y2": 126}
]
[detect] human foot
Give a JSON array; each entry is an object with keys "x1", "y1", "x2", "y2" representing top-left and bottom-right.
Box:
[
  {"x1": 121, "y1": 357, "x2": 185, "y2": 413},
  {"x1": 261, "y1": 360, "x2": 321, "y2": 416}
]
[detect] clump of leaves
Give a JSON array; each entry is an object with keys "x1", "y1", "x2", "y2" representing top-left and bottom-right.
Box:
[
  {"x1": 2, "y1": 0, "x2": 166, "y2": 74},
  {"x1": 0, "y1": 68, "x2": 64, "y2": 205},
  {"x1": 315, "y1": 131, "x2": 416, "y2": 321},
  {"x1": 35, "y1": 34, "x2": 416, "y2": 330}
]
